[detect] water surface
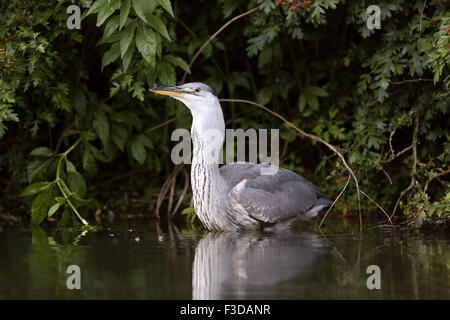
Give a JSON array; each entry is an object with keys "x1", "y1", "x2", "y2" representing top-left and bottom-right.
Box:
[{"x1": 0, "y1": 218, "x2": 448, "y2": 299}]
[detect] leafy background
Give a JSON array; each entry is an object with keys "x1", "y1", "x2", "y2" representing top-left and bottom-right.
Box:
[{"x1": 0, "y1": 0, "x2": 448, "y2": 228}]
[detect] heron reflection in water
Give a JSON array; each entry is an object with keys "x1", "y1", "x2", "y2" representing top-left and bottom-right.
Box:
[
  {"x1": 192, "y1": 231, "x2": 327, "y2": 299},
  {"x1": 149, "y1": 83, "x2": 333, "y2": 231}
]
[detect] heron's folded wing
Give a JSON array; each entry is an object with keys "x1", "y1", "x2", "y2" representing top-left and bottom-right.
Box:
[{"x1": 221, "y1": 163, "x2": 322, "y2": 223}]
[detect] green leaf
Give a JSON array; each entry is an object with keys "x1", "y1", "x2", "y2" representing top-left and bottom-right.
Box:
[
  {"x1": 181, "y1": 207, "x2": 195, "y2": 215},
  {"x1": 31, "y1": 186, "x2": 55, "y2": 225},
  {"x1": 130, "y1": 81, "x2": 145, "y2": 101},
  {"x1": 68, "y1": 193, "x2": 92, "y2": 208},
  {"x1": 258, "y1": 47, "x2": 273, "y2": 68},
  {"x1": 68, "y1": 171, "x2": 87, "y2": 198},
  {"x1": 73, "y1": 87, "x2": 87, "y2": 116},
  {"x1": 258, "y1": 0, "x2": 275, "y2": 14},
  {"x1": 65, "y1": 159, "x2": 77, "y2": 173},
  {"x1": 257, "y1": 87, "x2": 272, "y2": 105},
  {"x1": 120, "y1": 20, "x2": 136, "y2": 58},
  {"x1": 92, "y1": 110, "x2": 110, "y2": 147},
  {"x1": 20, "y1": 181, "x2": 52, "y2": 197},
  {"x1": 122, "y1": 39, "x2": 135, "y2": 72},
  {"x1": 87, "y1": 143, "x2": 110, "y2": 162},
  {"x1": 156, "y1": 61, "x2": 176, "y2": 85},
  {"x1": 146, "y1": 14, "x2": 170, "y2": 40},
  {"x1": 112, "y1": 125, "x2": 128, "y2": 151},
  {"x1": 136, "y1": 23, "x2": 157, "y2": 68},
  {"x1": 96, "y1": 5, "x2": 117, "y2": 27},
  {"x1": 298, "y1": 93, "x2": 306, "y2": 113},
  {"x1": 309, "y1": 86, "x2": 328, "y2": 97},
  {"x1": 132, "y1": 0, "x2": 156, "y2": 23},
  {"x1": 58, "y1": 208, "x2": 70, "y2": 226},
  {"x1": 125, "y1": 113, "x2": 143, "y2": 131},
  {"x1": 308, "y1": 95, "x2": 319, "y2": 110},
  {"x1": 55, "y1": 197, "x2": 67, "y2": 206},
  {"x1": 27, "y1": 159, "x2": 53, "y2": 183},
  {"x1": 164, "y1": 55, "x2": 190, "y2": 73},
  {"x1": 30, "y1": 147, "x2": 55, "y2": 157},
  {"x1": 156, "y1": 0, "x2": 174, "y2": 17},
  {"x1": 47, "y1": 203, "x2": 60, "y2": 218},
  {"x1": 130, "y1": 137, "x2": 147, "y2": 164},
  {"x1": 85, "y1": 0, "x2": 107, "y2": 17},
  {"x1": 120, "y1": 0, "x2": 131, "y2": 30},
  {"x1": 136, "y1": 133, "x2": 154, "y2": 149},
  {"x1": 102, "y1": 42, "x2": 121, "y2": 70},
  {"x1": 58, "y1": 179, "x2": 72, "y2": 196},
  {"x1": 99, "y1": 16, "x2": 120, "y2": 45},
  {"x1": 82, "y1": 149, "x2": 97, "y2": 175}
]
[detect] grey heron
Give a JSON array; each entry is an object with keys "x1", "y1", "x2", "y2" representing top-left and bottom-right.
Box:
[{"x1": 149, "y1": 82, "x2": 333, "y2": 231}]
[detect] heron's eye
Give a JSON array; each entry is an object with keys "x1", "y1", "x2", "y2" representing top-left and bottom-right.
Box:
[{"x1": 195, "y1": 87, "x2": 201, "y2": 93}]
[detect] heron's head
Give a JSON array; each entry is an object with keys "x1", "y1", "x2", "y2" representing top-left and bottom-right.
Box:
[{"x1": 149, "y1": 82, "x2": 218, "y2": 115}]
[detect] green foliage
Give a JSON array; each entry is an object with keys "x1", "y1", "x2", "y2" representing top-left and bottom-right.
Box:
[
  {"x1": 403, "y1": 189, "x2": 449, "y2": 226},
  {"x1": 0, "y1": 0, "x2": 449, "y2": 226},
  {"x1": 21, "y1": 138, "x2": 92, "y2": 225}
]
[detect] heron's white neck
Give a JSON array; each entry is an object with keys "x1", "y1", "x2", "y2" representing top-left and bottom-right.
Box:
[{"x1": 189, "y1": 98, "x2": 229, "y2": 230}]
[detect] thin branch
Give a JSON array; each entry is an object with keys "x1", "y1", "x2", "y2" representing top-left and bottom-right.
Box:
[
  {"x1": 418, "y1": 0, "x2": 427, "y2": 41},
  {"x1": 220, "y1": 98, "x2": 363, "y2": 232},
  {"x1": 389, "y1": 128, "x2": 396, "y2": 157},
  {"x1": 156, "y1": 165, "x2": 183, "y2": 219},
  {"x1": 181, "y1": 7, "x2": 260, "y2": 83},
  {"x1": 391, "y1": 104, "x2": 422, "y2": 218},
  {"x1": 391, "y1": 78, "x2": 432, "y2": 85},
  {"x1": 319, "y1": 175, "x2": 351, "y2": 230},
  {"x1": 167, "y1": 173, "x2": 177, "y2": 216},
  {"x1": 381, "y1": 167, "x2": 393, "y2": 185},
  {"x1": 145, "y1": 117, "x2": 177, "y2": 134},
  {"x1": 171, "y1": 167, "x2": 190, "y2": 218},
  {"x1": 394, "y1": 145, "x2": 413, "y2": 158},
  {"x1": 391, "y1": 181, "x2": 414, "y2": 219},
  {"x1": 360, "y1": 190, "x2": 392, "y2": 225}
]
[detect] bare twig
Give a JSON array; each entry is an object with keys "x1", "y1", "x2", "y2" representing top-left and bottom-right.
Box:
[
  {"x1": 220, "y1": 98, "x2": 363, "y2": 232},
  {"x1": 360, "y1": 190, "x2": 392, "y2": 224},
  {"x1": 391, "y1": 105, "x2": 422, "y2": 219},
  {"x1": 391, "y1": 182, "x2": 414, "y2": 219},
  {"x1": 145, "y1": 117, "x2": 177, "y2": 134},
  {"x1": 167, "y1": 173, "x2": 177, "y2": 216},
  {"x1": 394, "y1": 145, "x2": 413, "y2": 158},
  {"x1": 381, "y1": 167, "x2": 393, "y2": 185},
  {"x1": 391, "y1": 78, "x2": 432, "y2": 85},
  {"x1": 181, "y1": 7, "x2": 260, "y2": 83},
  {"x1": 171, "y1": 167, "x2": 190, "y2": 218},
  {"x1": 418, "y1": 0, "x2": 427, "y2": 40},
  {"x1": 156, "y1": 165, "x2": 183, "y2": 219},
  {"x1": 319, "y1": 175, "x2": 351, "y2": 230},
  {"x1": 388, "y1": 128, "x2": 396, "y2": 157}
]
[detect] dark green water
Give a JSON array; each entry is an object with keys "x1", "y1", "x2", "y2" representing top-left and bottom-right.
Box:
[{"x1": 0, "y1": 218, "x2": 448, "y2": 299}]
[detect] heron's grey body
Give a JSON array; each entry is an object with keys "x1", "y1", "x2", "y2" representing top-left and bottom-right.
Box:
[{"x1": 150, "y1": 82, "x2": 333, "y2": 231}]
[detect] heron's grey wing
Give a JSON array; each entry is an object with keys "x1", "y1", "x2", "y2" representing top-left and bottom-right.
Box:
[{"x1": 220, "y1": 163, "x2": 332, "y2": 224}]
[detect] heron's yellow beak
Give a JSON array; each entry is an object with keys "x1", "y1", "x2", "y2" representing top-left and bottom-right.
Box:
[{"x1": 148, "y1": 86, "x2": 187, "y2": 98}]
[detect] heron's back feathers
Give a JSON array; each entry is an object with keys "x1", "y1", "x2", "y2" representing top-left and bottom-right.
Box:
[{"x1": 220, "y1": 163, "x2": 332, "y2": 225}]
